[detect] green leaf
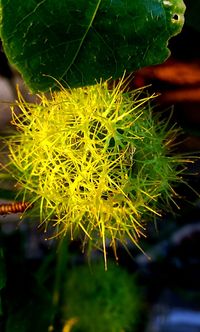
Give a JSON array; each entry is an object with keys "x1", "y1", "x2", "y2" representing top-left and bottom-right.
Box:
[{"x1": 0, "y1": 0, "x2": 186, "y2": 91}]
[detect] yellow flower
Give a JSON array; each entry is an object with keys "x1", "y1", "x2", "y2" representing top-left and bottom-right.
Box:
[{"x1": 7, "y1": 79, "x2": 185, "y2": 264}]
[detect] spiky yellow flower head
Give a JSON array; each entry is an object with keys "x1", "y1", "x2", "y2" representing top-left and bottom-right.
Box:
[{"x1": 7, "y1": 79, "x2": 184, "y2": 261}]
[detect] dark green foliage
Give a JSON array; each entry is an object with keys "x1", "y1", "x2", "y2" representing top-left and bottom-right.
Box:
[
  {"x1": 0, "y1": 0, "x2": 185, "y2": 91},
  {"x1": 63, "y1": 261, "x2": 143, "y2": 332},
  {"x1": 0, "y1": 231, "x2": 144, "y2": 332},
  {"x1": 0, "y1": 232, "x2": 56, "y2": 332}
]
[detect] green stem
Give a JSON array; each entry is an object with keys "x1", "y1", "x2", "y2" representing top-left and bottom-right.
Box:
[{"x1": 52, "y1": 236, "x2": 69, "y2": 308}]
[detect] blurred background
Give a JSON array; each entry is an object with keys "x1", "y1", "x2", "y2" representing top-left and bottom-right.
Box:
[{"x1": 0, "y1": 1, "x2": 200, "y2": 331}]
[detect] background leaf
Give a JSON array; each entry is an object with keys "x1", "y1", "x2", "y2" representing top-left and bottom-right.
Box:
[{"x1": 0, "y1": 0, "x2": 185, "y2": 91}]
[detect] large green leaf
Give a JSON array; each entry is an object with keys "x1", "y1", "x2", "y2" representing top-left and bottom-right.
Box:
[{"x1": 0, "y1": 0, "x2": 185, "y2": 91}]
